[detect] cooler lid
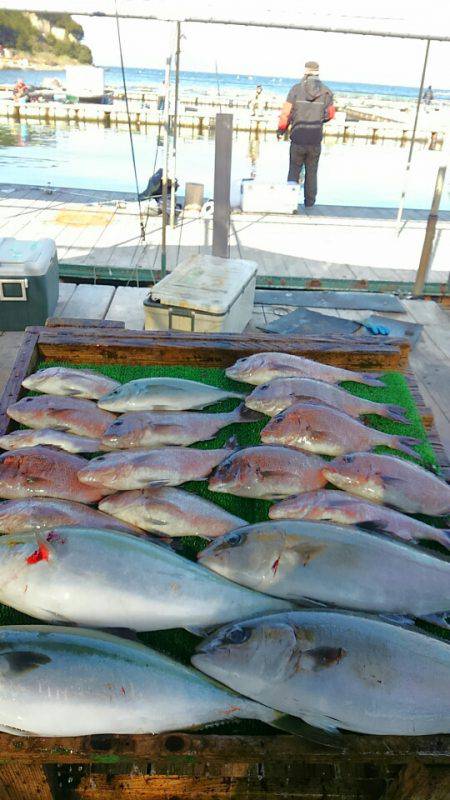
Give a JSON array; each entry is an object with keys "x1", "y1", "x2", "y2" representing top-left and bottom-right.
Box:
[
  {"x1": 150, "y1": 254, "x2": 258, "y2": 315},
  {"x1": 0, "y1": 238, "x2": 56, "y2": 276}
]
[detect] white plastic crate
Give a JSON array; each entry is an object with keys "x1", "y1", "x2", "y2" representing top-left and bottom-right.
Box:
[{"x1": 144, "y1": 254, "x2": 258, "y2": 333}]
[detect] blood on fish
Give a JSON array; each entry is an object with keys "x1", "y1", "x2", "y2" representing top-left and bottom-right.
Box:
[
  {"x1": 271, "y1": 557, "x2": 280, "y2": 575},
  {"x1": 26, "y1": 542, "x2": 50, "y2": 564}
]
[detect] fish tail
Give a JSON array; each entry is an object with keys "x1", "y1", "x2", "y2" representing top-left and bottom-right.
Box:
[
  {"x1": 391, "y1": 435, "x2": 421, "y2": 459},
  {"x1": 230, "y1": 391, "x2": 246, "y2": 399},
  {"x1": 230, "y1": 403, "x2": 264, "y2": 423},
  {"x1": 270, "y1": 712, "x2": 345, "y2": 748},
  {"x1": 432, "y1": 528, "x2": 450, "y2": 551},
  {"x1": 381, "y1": 404, "x2": 411, "y2": 425},
  {"x1": 224, "y1": 434, "x2": 240, "y2": 451},
  {"x1": 356, "y1": 372, "x2": 386, "y2": 388}
]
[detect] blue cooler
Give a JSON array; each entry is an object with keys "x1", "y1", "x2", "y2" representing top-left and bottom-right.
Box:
[{"x1": 0, "y1": 238, "x2": 58, "y2": 330}]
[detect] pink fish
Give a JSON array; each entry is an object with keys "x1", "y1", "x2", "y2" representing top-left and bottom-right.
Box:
[
  {"x1": 7, "y1": 396, "x2": 115, "y2": 438},
  {"x1": 226, "y1": 352, "x2": 385, "y2": 387}
]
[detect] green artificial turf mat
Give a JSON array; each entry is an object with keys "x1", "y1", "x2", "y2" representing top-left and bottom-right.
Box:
[{"x1": 1, "y1": 360, "x2": 449, "y2": 736}]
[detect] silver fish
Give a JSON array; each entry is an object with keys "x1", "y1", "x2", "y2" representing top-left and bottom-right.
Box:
[
  {"x1": 193, "y1": 610, "x2": 450, "y2": 735},
  {"x1": 198, "y1": 520, "x2": 450, "y2": 617},
  {"x1": 22, "y1": 367, "x2": 120, "y2": 400},
  {"x1": 101, "y1": 404, "x2": 259, "y2": 449},
  {"x1": 0, "y1": 428, "x2": 102, "y2": 454},
  {"x1": 226, "y1": 352, "x2": 384, "y2": 387},
  {"x1": 208, "y1": 445, "x2": 327, "y2": 500},
  {"x1": 99, "y1": 487, "x2": 246, "y2": 538},
  {"x1": 78, "y1": 440, "x2": 237, "y2": 491},
  {"x1": 261, "y1": 402, "x2": 420, "y2": 458},
  {"x1": 323, "y1": 452, "x2": 450, "y2": 516},
  {"x1": 7, "y1": 395, "x2": 115, "y2": 438},
  {"x1": 0, "y1": 446, "x2": 108, "y2": 504},
  {"x1": 245, "y1": 377, "x2": 410, "y2": 423},
  {"x1": 98, "y1": 377, "x2": 244, "y2": 412},
  {"x1": 0, "y1": 527, "x2": 293, "y2": 630},
  {"x1": 0, "y1": 625, "x2": 292, "y2": 736},
  {"x1": 0, "y1": 498, "x2": 143, "y2": 536},
  {"x1": 269, "y1": 490, "x2": 450, "y2": 550}
]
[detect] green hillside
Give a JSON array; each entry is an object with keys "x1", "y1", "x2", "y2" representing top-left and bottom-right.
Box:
[{"x1": 0, "y1": 10, "x2": 92, "y2": 64}]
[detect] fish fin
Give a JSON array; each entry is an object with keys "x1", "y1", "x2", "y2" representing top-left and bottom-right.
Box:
[
  {"x1": 419, "y1": 612, "x2": 450, "y2": 631},
  {"x1": 357, "y1": 373, "x2": 386, "y2": 388},
  {"x1": 0, "y1": 724, "x2": 40, "y2": 736},
  {"x1": 184, "y1": 625, "x2": 218, "y2": 637},
  {"x1": 231, "y1": 404, "x2": 264, "y2": 423},
  {"x1": 64, "y1": 388, "x2": 86, "y2": 397},
  {"x1": 379, "y1": 614, "x2": 416, "y2": 627},
  {"x1": 381, "y1": 475, "x2": 407, "y2": 487},
  {"x1": 302, "y1": 646, "x2": 347, "y2": 671},
  {"x1": 225, "y1": 434, "x2": 240, "y2": 450},
  {"x1": 383, "y1": 404, "x2": 411, "y2": 425},
  {"x1": 433, "y1": 529, "x2": 450, "y2": 550},
  {"x1": 0, "y1": 650, "x2": 51, "y2": 674},
  {"x1": 140, "y1": 480, "x2": 170, "y2": 489},
  {"x1": 358, "y1": 520, "x2": 393, "y2": 535},
  {"x1": 272, "y1": 712, "x2": 345, "y2": 748},
  {"x1": 391, "y1": 436, "x2": 421, "y2": 459}
]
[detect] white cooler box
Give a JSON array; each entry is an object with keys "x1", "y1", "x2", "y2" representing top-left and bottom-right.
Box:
[
  {"x1": 240, "y1": 179, "x2": 300, "y2": 214},
  {"x1": 144, "y1": 254, "x2": 258, "y2": 333}
]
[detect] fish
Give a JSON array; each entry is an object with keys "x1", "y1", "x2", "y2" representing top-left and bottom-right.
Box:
[
  {"x1": 0, "y1": 446, "x2": 109, "y2": 504},
  {"x1": 261, "y1": 403, "x2": 420, "y2": 458},
  {"x1": 245, "y1": 377, "x2": 410, "y2": 423},
  {"x1": 226, "y1": 352, "x2": 384, "y2": 387},
  {"x1": 101, "y1": 404, "x2": 260, "y2": 449},
  {"x1": 269, "y1": 490, "x2": 450, "y2": 549},
  {"x1": 99, "y1": 487, "x2": 246, "y2": 538},
  {"x1": 77, "y1": 439, "x2": 237, "y2": 491},
  {"x1": 97, "y1": 377, "x2": 244, "y2": 412},
  {"x1": 0, "y1": 428, "x2": 103, "y2": 454},
  {"x1": 7, "y1": 396, "x2": 115, "y2": 439},
  {"x1": 198, "y1": 520, "x2": 450, "y2": 617},
  {"x1": 0, "y1": 527, "x2": 294, "y2": 630},
  {"x1": 323, "y1": 452, "x2": 450, "y2": 516},
  {"x1": 0, "y1": 624, "x2": 299, "y2": 736},
  {"x1": 208, "y1": 445, "x2": 327, "y2": 500},
  {"x1": 192, "y1": 610, "x2": 450, "y2": 736},
  {"x1": 0, "y1": 498, "x2": 144, "y2": 536},
  {"x1": 22, "y1": 367, "x2": 120, "y2": 400}
]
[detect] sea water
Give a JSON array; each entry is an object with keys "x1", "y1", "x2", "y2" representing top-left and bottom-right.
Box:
[{"x1": 0, "y1": 119, "x2": 448, "y2": 210}]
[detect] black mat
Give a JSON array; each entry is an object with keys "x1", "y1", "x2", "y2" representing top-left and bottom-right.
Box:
[
  {"x1": 255, "y1": 290, "x2": 405, "y2": 313},
  {"x1": 362, "y1": 315, "x2": 423, "y2": 346},
  {"x1": 258, "y1": 308, "x2": 361, "y2": 336}
]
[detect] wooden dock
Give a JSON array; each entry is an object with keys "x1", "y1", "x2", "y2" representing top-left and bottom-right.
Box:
[
  {"x1": 0, "y1": 183, "x2": 449, "y2": 293},
  {"x1": 1, "y1": 284, "x2": 449, "y2": 456}
]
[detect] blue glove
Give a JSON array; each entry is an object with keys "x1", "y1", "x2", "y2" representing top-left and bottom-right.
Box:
[{"x1": 363, "y1": 322, "x2": 390, "y2": 335}]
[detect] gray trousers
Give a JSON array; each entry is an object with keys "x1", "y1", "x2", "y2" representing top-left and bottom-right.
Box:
[{"x1": 288, "y1": 143, "x2": 321, "y2": 206}]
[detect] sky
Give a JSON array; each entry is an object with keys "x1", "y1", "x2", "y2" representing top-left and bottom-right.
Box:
[{"x1": 72, "y1": 0, "x2": 450, "y2": 87}]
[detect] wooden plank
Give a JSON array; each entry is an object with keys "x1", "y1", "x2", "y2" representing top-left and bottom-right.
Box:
[
  {"x1": 0, "y1": 764, "x2": 53, "y2": 800},
  {"x1": 45, "y1": 318, "x2": 126, "y2": 329},
  {"x1": 105, "y1": 287, "x2": 149, "y2": 330},
  {"x1": 0, "y1": 330, "x2": 39, "y2": 436},
  {"x1": 35, "y1": 329, "x2": 408, "y2": 370},
  {"x1": 61, "y1": 285, "x2": 115, "y2": 320},
  {"x1": 53, "y1": 282, "x2": 77, "y2": 316}
]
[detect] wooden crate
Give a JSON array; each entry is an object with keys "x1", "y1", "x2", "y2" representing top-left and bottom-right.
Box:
[{"x1": 0, "y1": 321, "x2": 449, "y2": 800}]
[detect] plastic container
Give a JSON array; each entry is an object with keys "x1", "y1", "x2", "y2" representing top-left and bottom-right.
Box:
[
  {"x1": 0, "y1": 238, "x2": 58, "y2": 331},
  {"x1": 144, "y1": 254, "x2": 258, "y2": 333},
  {"x1": 240, "y1": 179, "x2": 300, "y2": 213}
]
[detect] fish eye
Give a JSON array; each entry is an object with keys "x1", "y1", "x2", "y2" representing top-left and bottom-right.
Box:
[
  {"x1": 23, "y1": 397, "x2": 33, "y2": 402},
  {"x1": 273, "y1": 415, "x2": 283, "y2": 424},
  {"x1": 226, "y1": 531, "x2": 243, "y2": 546},
  {"x1": 226, "y1": 626, "x2": 251, "y2": 645},
  {"x1": 344, "y1": 455, "x2": 355, "y2": 464},
  {"x1": 259, "y1": 384, "x2": 269, "y2": 392}
]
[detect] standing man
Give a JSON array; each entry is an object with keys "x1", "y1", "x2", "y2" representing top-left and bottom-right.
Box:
[{"x1": 277, "y1": 61, "x2": 335, "y2": 207}]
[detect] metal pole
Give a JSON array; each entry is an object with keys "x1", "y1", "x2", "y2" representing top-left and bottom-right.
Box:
[
  {"x1": 170, "y1": 21, "x2": 181, "y2": 229},
  {"x1": 160, "y1": 49, "x2": 172, "y2": 278},
  {"x1": 396, "y1": 38, "x2": 430, "y2": 231},
  {"x1": 212, "y1": 113, "x2": 233, "y2": 259},
  {"x1": 412, "y1": 166, "x2": 446, "y2": 296}
]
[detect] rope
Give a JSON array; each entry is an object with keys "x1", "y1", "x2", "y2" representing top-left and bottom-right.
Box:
[{"x1": 114, "y1": 0, "x2": 146, "y2": 242}]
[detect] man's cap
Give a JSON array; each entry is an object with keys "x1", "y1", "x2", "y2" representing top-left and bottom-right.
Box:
[{"x1": 304, "y1": 61, "x2": 319, "y2": 74}]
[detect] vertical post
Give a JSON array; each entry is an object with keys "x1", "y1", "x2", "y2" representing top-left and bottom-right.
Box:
[
  {"x1": 212, "y1": 113, "x2": 233, "y2": 258},
  {"x1": 160, "y1": 49, "x2": 172, "y2": 278},
  {"x1": 412, "y1": 166, "x2": 446, "y2": 296},
  {"x1": 396, "y1": 39, "x2": 431, "y2": 232},
  {"x1": 170, "y1": 21, "x2": 181, "y2": 229}
]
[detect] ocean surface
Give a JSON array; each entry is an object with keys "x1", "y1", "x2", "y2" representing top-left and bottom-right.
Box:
[
  {"x1": 1, "y1": 66, "x2": 450, "y2": 101},
  {"x1": 0, "y1": 119, "x2": 449, "y2": 211}
]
